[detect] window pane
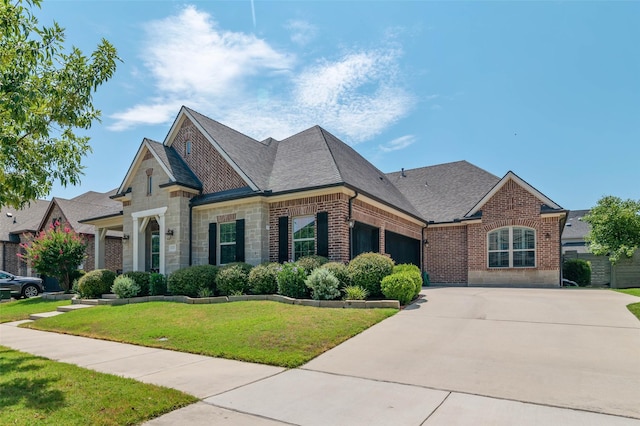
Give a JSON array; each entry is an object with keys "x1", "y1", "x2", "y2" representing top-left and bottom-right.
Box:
[
  {"x1": 151, "y1": 253, "x2": 159, "y2": 270},
  {"x1": 293, "y1": 217, "x2": 315, "y2": 240},
  {"x1": 524, "y1": 229, "x2": 535, "y2": 249},
  {"x1": 489, "y1": 251, "x2": 509, "y2": 268},
  {"x1": 514, "y1": 250, "x2": 535, "y2": 267},
  {"x1": 220, "y1": 245, "x2": 236, "y2": 264},
  {"x1": 220, "y1": 223, "x2": 236, "y2": 244},
  {"x1": 294, "y1": 240, "x2": 315, "y2": 260},
  {"x1": 151, "y1": 233, "x2": 160, "y2": 252},
  {"x1": 488, "y1": 231, "x2": 499, "y2": 251}
]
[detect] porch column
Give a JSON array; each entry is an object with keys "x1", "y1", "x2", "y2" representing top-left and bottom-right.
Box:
[
  {"x1": 132, "y1": 217, "x2": 140, "y2": 271},
  {"x1": 158, "y1": 213, "x2": 166, "y2": 275},
  {"x1": 94, "y1": 228, "x2": 107, "y2": 269}
]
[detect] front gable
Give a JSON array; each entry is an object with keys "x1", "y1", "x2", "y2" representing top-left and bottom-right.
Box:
[
  {"x1": 465, "y1": 171, "x2": 563, "y2": 222},
  {"x1": 164, "y1": 109, "x2": 255, "y2": 193}
]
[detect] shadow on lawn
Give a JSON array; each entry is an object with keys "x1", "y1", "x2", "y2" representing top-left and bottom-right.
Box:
[{"x1": 0, "y1": 349, "x2": 65, "y2": 411}]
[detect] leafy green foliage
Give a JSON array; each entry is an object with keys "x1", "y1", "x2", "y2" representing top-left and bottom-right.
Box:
[
  {"x1": 248, "y1": 262, "x2": 279, "y2": 295},
  {"x1": 19, "y1": 222, "x2": 87, "y2": 290},
  {"x1": 77, "y1": 269, "x2": 116, "y2": 298},
  {"x1": 583, "y1": 196, "x2": 640, "y2": 264},
  {"x1": 277, "y1": 263, "x2": 308, "y2": 298},
  {"x1": 122, "y1": 271, "x2": 150, "y2": 296},
  {"x1": 167, "y1": 265, "x2": 218, "y2": 298},
  {"x1": 0, "y1": 0, "x2": 119, "y2": 208},
  {"x1": 216, "y1": 264, "x2": 250, "y2": 296},
  {"x1": 149, "y1": 273, "x2": 167, "y2": 296},
  {"x1": 111, "y1": 276, "x2": 140, "y2": 299},
  {"x1": 343, "y1": 285, "x2": 368, "y2": 300},
  {"x1": 296, "y1": 255, "x2": 328, "y2": 274},
  {"x1": 321, "y1": 262, "x2": 351, "y2": 289},
  {"x1": 563, "y1": 259, "x2": 591, "y2": 286},
  {"x1": 381, "y1": 272, "x2": 416, "y2": 305},
  {"x1": 305, "y1": 268, "x2": 340, "y2": 300},
  {"x1": 394, "y1": 264, "x2": 422, "y2": 299},
  {"x1": 348, "y1": 252, "x2": 395, "y2": 297}
]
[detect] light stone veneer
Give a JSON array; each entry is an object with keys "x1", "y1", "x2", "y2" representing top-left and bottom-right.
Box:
[
  {"x1": 468, "y1": 269, "x2": 559, "y2": 286},
  {"x1": 192, "y1": 200, "x2": 270, "y2": 267}
]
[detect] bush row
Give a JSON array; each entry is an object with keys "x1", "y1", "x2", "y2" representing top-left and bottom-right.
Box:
[{"x1": 75, "y1": 253, "x2": 423, "y2": 304}]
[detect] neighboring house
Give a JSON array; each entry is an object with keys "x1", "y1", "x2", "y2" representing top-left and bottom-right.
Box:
[
  {"x1": 562, "y1": 209, "x2": 640, "y2": 288},
  {"x1": 0, "y1": 200, "x2": 51, "y2": 276},
  {"x1": 84, "y1": 106, "x2": 568, "y2": 287},
  {"x1": 0, "y1": 191, "x2": 123, "y2": 285}
]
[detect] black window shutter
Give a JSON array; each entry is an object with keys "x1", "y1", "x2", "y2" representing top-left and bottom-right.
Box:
[
  {"x1": 208, "y1": 223, "x2": 217, "y2": 265},
  {"x1": 317, "y1": 211, "x2": 329, "y2": 257},
  {"x1": 235, "y1": 219, "x2": 245, "y2": 262},
  {"x1": 278, "y1": 216, "x2": 289, "y2": 263}
]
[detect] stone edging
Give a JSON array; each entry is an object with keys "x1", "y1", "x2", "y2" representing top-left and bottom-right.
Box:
[{"x1": 49, "y1": 293, "x2": 400, "y2": 309}]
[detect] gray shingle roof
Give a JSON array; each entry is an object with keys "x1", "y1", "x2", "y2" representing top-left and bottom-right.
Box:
[
  {"x1": 0, "y1": 200, "x2": 51, "y2": 241},
  {"x1": 386, "y1": 161, "x2": 500, "y2": 223},
  {"x1": 145, "y1": 139, "x2": 202, "y2": 190},
  {"x1": 185, "y1": 108, "x2": 277, "y2": 190},
  {"x1": 49, "y1": 191, "x2": 123, "y2": 236},
  {"x1": 563, "y1": 209, "x2": 591, "y2": 240}
]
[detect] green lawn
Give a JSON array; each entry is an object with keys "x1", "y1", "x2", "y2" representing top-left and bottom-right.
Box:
[
  {"x1": 0, "y1": 346, "x2": 196, "y2": 426},
  {"x1": 0, "y1": 298, "x2": 71, "y2": 323},
  {"x1": 615, "y1": 288, "x2": 640, "y2": 321},
  {"x1": 25, "y1": 301, "x2": 397, "y2": 367}
]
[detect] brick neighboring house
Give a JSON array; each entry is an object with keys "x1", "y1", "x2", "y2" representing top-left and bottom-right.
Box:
[
  {"x1": 84, "y1": 106, "x2": 568, "y2": 287},
  {"x1": 0, "y1": 191, "x2": 122, "y2": 287}
]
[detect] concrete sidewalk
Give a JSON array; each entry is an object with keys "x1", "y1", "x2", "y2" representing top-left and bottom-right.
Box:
[{"x1": 2, "y1": 287, "x2": 640, "y2": 425}]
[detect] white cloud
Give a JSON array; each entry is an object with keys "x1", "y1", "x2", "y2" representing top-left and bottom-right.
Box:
[
  {"x1": 285, "y1": 19, "x2": 317, "y2": 46},
  {"x1": 109, "y1": 5, "x2": 415, "y2": 143},
  {"x1": 379, "y1": 135, "x2": 416, "y2": 152}
]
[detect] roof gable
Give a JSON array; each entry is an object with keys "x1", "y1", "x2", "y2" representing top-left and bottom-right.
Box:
[
  {"x1": 465, "y1": 171, "x2": 562, "y2": 218},
  {"x1": 0, "y1": 200, "x2": 51, "y2": 241},
  {"x1": 117, "y1": 138, "x2": 201, "y2": 195},
  {"x1": 38, "y1": 191, "x2": 123, "y2": 235}
]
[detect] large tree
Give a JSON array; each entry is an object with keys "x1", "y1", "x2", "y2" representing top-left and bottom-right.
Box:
[
  {"x1": 583, "y1": 195, "x2": 640, "y2": 264},
  {"x1": 0, "y1": 0, "x2": 118, "y2": 209}
]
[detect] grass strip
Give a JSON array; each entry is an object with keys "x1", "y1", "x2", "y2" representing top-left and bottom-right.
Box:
[
  {"x1": 0, "y1": 346, "x2": 197, "y2": 426},
  {"x1": 615, "y1": 288, "x2": 640, "y2": 321},
  {"x1": 25, "y1": 301, "x2": 397, "y2": 367},
  {"x1": 0, "y1": 298, "x2": 71, "y2": 323}
]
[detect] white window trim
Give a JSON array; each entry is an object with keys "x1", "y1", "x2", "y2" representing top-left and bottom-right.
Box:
[
  {"x1": 292, "y1": 216, "x2": 315, "y2": 261},
  {"x1": 147, "y1": 175, "x2": 153, "y2": 195},
  {"x1": 218, "y1": 222, "x2": 236, "y2": 265},
  {"x1": 186, "y1": 140, "x2": 192, "y2": 155},
  {"x1": 487, "y1": 226, "x2": 536, "y2": 269}
]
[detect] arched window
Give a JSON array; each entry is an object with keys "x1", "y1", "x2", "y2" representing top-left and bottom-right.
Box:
[{"x1": 488, "y1": 227, "x2": 535, "y2": 268}]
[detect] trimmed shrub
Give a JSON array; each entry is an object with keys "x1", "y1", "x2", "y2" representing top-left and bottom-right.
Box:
[
  {"x1": 248, "y1": 262, "x2": 279, "y2": 295},
  {"x1": 305, "y1": 268, "x2": 340, "y2": 300},
  {"x1": 348, "y1": 252, "x2": 395, "y2": 297},
  {"x1": 198, "y1": 287, "x2": 214, "y2": 298},
  {"x1": 123, "y1": 271, "x2": 151, "y2": 296},
  {"x1": 216, "y1": 264, "x2": 250, "y2": 296},
  {"x1": 296, "y1": 255, "x2": 329, "y2": 274},
  {"x1": 149, "y1": 273, "x2": 167, "y2": 296},
  {"x1": 167, "y1": 265, "x2": 218, "y2": 297},
  {"x1": 394, "y1": 264, "x2": 422, "y2": 299},
  {"x1": 321, "y1": 262, "x2": 351, "y2": 289},
  {"x1": 223, "y1": 262, "x2": 253, "y2": 275},
  {"x1": 563, "y1": 259, "x2": 591, "y2": 286},
  {"x1": 77, "y1": 269, "x2": 117, "y2": 299},
  {"x1": 111, "y1": 275, "x2": 140, "y2": 299},
  {"x1": 343, "y1": 285, "x2": 368, "y2": 300},
  {"x1": 381, "y1": 272, "x2": 416, "y2": 305},
  {"x1": 277, "y1": 263, "x2": 308, "y2": 299}
]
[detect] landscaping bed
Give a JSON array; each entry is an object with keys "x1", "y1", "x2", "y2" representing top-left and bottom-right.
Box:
[
  {"x1": 0, "y1": 346, "x2": 196, "y2": 426},
  {"x1": 24, "y1": 301, "x2": 397, "y2": 368}
]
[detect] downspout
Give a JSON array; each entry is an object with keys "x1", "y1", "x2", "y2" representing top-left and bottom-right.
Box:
[
  {"x1": 188, "y1": 203, "x2": 193, "y2": 266},
  {"x1": 348, "y1": 191, "x2": 358, "y2": 260}
]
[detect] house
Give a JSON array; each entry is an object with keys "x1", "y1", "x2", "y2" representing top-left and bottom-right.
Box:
[
  {"x1": 562, "y1": 209, "x2": 640, "y2": 288},
  {"x1": 0, "y1": 191, "x2": 123, "y2": 288},
  {"x1": 84, "y1": 106, "x2": 568, "y2": 287}
]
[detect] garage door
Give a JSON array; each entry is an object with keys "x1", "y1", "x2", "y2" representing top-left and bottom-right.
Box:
[{"x1": 384, "y1": 230, "x2": 420, "y2": 266}]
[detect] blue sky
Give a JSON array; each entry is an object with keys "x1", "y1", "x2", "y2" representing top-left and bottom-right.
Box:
[{"x1": 38, "y1": 1, "x2": 639, "y2": 210}]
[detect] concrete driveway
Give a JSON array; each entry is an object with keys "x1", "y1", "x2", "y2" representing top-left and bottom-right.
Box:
[{"x1": 207, "y1": 287, "x2": 640, "y2": 423}]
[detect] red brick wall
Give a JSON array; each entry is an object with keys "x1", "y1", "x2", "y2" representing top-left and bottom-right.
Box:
[
  {"x1": 425, "y1": 225, "x2": 468, "y2": 283},
  {"x1": 171, "y1": 119, "x2": 248, "y2": 193},
  {"x1": 468, "y1": 180, "x2": 561, "y2": 272},
  {"x1": 2, "y1": 241, "x2": 23, "y2": 275},
  {"x1": 269, "y1": 193, "x2": 350, "y2": 263}
]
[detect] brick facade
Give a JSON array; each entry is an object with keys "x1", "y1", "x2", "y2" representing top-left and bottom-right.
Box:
[
  {"x1": 425, "y1": 225, "x2": 468, "y2": 284},
  {"x1": 171, "y1": 119, "x2": 248, "y2": 193}
]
